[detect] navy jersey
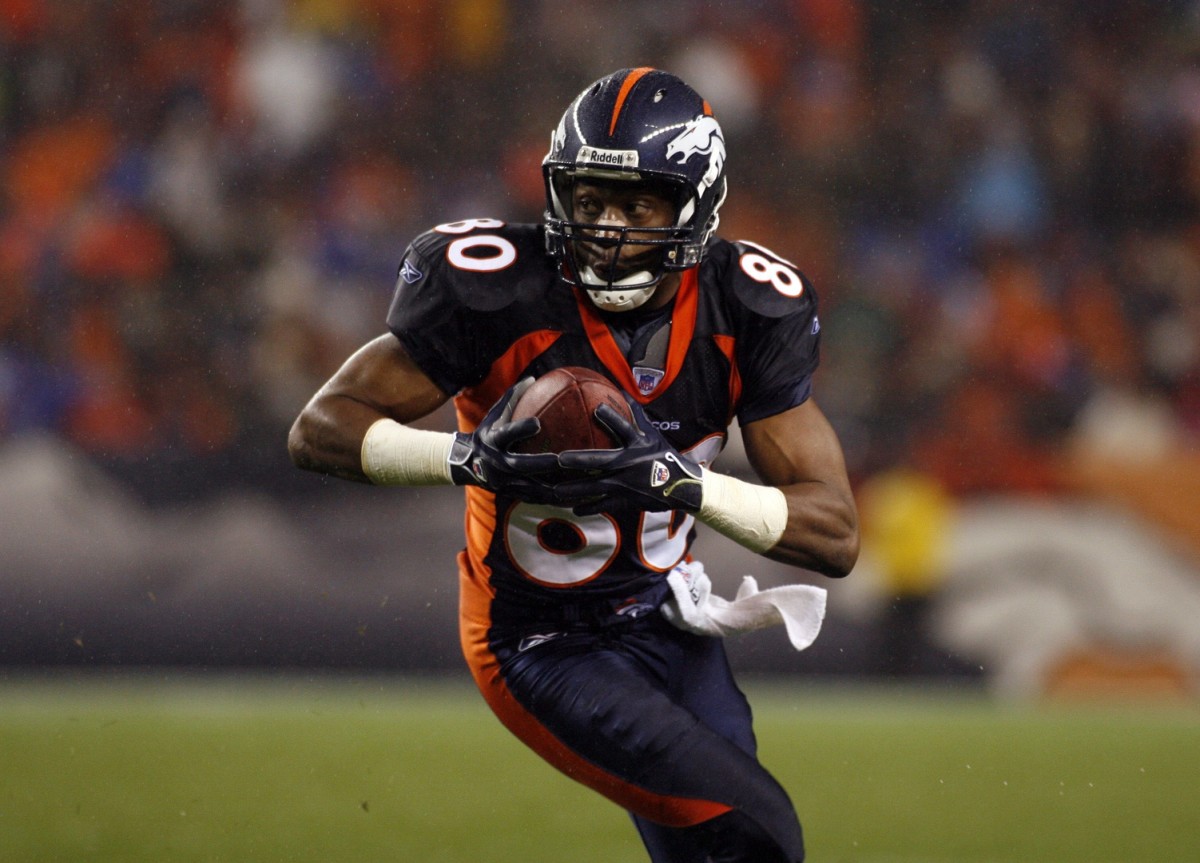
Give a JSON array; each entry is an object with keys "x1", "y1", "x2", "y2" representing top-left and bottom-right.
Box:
[{"x1": 386, "y1": 219, "x2": 820, "y2": 628}]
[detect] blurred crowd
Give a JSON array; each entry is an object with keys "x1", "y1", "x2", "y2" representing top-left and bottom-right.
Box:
[{"x1": 2, "y1": 0, "x2": 1199, "y2": 514}]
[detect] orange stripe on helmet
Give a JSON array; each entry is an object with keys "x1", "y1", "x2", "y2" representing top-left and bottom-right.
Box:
[
  {"x1": 702, "y1": 99, "x2": 713, "y2": 116},
  {"x1": 608, "y1": 66, "x2": 656, "y2": 137}
]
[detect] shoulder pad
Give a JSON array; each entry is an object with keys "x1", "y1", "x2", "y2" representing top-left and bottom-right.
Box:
[
  {"x1": 715, "y1": 239, "x2": 818, "y2": 319},
  {"x1": 402, "y1": 220, "x2": 550, "y2": 312}
]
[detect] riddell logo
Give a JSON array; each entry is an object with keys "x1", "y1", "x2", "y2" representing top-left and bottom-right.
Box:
[{"x1": 577, "y1": 146, "x2": 639, "y2": 168}]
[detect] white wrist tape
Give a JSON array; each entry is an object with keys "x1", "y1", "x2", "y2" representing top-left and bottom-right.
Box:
[
  {"x1": 360, "y1": 418, "x2": 455, "y2": 486},
  {"x1": 697, "y1": 469, "x2": 788, "y2": 553}
]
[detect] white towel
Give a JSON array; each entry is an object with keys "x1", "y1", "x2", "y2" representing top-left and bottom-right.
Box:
[{"x1": 662, "y1": 560, "x2": 827, "y2": 651}]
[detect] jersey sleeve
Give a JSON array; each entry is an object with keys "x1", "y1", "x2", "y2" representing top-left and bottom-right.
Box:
[
  {"x1": 386, "y1": 242, "x2": 468, "y2": 395},
  {"x1": 385, "y1": 226, "x2": 506, "y2": 396},
  {"x1": 727, "y1": 242, "x2": 822, "y2": 426}
]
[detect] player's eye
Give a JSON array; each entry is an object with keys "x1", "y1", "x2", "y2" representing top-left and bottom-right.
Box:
[
  {"x1": 574, "y1": 196, "x2": 601, "y2": 216},
  {"x1": 626, "y1": 199, "x2": 663, "y2": 223}
]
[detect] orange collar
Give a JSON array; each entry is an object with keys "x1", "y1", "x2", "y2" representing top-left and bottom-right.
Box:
[{"x1": 574, "y1": 268, "x2": 699, "y2": 404}]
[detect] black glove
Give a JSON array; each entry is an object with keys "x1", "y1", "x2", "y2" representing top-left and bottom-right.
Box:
[
  {"x1": 447, "y1": 378, "x2": 565, "y2": 503},
  {"x1": 553, "y1": 397, "x2": 704, "y2": 515}
]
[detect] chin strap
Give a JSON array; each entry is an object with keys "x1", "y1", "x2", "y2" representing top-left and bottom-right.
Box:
[
  {"x1": 586, "y1": 287, "x2": 655, "y2": 312},
  {"x1": 583, "y1": 267, "x2": 659, "y2": 311}
]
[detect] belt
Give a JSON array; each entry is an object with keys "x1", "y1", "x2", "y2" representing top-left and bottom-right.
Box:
[{"x1": 494, "y1": 579, "x2": 672, "y2": 629}]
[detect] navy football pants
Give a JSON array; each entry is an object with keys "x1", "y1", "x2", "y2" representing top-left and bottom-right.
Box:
[{"x1": 484, "y1": 614, "x2": 806, "y2": 862}]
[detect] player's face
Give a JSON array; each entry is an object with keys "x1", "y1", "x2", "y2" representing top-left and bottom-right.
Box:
[{"x1": 570, "y1": 180, "x2": 676, "y2": 283}]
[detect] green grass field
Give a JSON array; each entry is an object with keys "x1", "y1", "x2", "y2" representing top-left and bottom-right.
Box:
[{"x1": 0, "y1": 674, "x2": 1196, "y2": 863}]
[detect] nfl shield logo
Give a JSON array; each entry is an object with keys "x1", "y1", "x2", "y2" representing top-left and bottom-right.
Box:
[
  {"x1": 633, "y1": 366, "x2": 664, "y2": 395},
  {"x1": 650, "y1": 460, "x2": 671, "y2": 487}
]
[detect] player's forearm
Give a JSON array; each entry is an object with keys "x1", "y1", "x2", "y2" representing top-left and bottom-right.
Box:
[
  {"x1": 697, "y1": 470, "x2": 858, "y2": 577},
  {"x1": 764, "y1": 482, "x2": 859, "y2": 576},
  {"x1": 731, "y1": 401, "x2": 860, "y2": 577},
  {"x1": 287, "y1": 393, "x2": 382, "y2": 483},
  {"x1": 290, "y1": 394, "x2": 458, "y2": 486}
]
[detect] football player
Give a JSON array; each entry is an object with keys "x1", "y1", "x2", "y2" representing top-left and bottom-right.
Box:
[{"x1": 289, "y1": 67, "x2": 859, "y2": 863}]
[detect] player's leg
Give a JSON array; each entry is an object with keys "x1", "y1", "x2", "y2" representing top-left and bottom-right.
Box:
[
  {"x1": 482, "y1": 619, "x2": 804, "y2": 862},
  {"x1": 627, "y1": 621, "x2": 804, "y2": 862},
  {"x1": 638, "y1": 809, "x2": 798, "y2": 863}
]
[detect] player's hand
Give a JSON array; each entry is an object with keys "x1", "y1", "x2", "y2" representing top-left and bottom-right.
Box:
[
  {"x1": 447, "y1": 378, "x2": 566, "y2": 503},
  {"x1": 553, "y1": 396, "x2": 704, "y2": 514}
]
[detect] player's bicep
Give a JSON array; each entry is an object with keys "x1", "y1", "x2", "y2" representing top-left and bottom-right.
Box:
[
  {"x1": 740, "y1": 400, "x2": 852, "y2": 497},
  {"x1": 318, "y1": 333, "x2": 450, "y2": 424}
]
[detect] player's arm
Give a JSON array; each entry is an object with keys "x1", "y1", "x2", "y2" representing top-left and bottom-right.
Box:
[
  {"x1": 554, "y1": 395, "x2": 858, "y2": 576},
  {"x1": 288, "y1": 333, "x2": 563, "y2": 496},
  {"x1": 287, "y1": 334, "x2": 451, "y2": 483},
  {"x1": 735, "y1": 399, "x2": 859, "y2": 577}
]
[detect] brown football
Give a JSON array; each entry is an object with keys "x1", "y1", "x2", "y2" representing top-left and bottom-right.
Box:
[{"x1": 509, "y1": 367, "x2": 633, "y2": 454}]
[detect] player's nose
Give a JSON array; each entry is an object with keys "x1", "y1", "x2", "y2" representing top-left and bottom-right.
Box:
[{"x1": 594, "y1": 207, "x2": 629, "y2": 236}]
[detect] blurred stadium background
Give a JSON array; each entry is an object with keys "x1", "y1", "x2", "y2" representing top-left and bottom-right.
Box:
[
  {"x1": 4, "y1": 2, "x2": 1200, "y2": 861},
  {"x1": 4, "y1": 1, "x2": 1200, "y2": 692}
]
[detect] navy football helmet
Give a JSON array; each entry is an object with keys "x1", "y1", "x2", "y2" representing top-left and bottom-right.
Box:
[{"x1": 543, "y1": 67, "x2": 728, "y2": 311}]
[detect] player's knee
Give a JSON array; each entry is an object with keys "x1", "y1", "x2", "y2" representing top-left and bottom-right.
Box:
[{"x1": 700, "y1": 809, "x2": 804, "y2": 863}]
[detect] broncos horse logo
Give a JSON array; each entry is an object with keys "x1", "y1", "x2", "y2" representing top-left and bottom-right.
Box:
[{"x1": 664, "y1": 115, "x2": 725, "y2": 198}]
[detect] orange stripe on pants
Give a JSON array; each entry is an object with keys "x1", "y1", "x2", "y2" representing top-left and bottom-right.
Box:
[{"x1": 457, "y1": 552, "x2": 731, "y2": 828}]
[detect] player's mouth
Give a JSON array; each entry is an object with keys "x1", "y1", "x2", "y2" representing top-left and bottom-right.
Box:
[{"x1": 577, "y1": 239, "x2": 660, "y2": 281}]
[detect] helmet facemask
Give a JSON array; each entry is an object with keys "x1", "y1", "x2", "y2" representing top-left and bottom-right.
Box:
[{"x1": 545, "y1": 168, "x2": 712, "y2": 312}]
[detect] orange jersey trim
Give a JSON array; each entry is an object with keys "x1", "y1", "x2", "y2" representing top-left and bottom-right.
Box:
[
  {"x1": 457, "y1": 547, "x2": 496, "y2": 685},
  {"x1": 574, "y1": 268, "x2": 699, "y2": 405},
  {"x1": 455, "y1": 330, "x2": 562, "y2": 581},
  {"x1": 455, "y1": 329, "x2": 562, "y2": 430},
  {"x1": 609, "y1": 67, "x2": 655, "y2": 137},
  {"x1": 711, "y1": 333, "x2": 742, "y2": 422},
  {"x1": 461, "y1": 484, "x2": 498, "y2": 585}
]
